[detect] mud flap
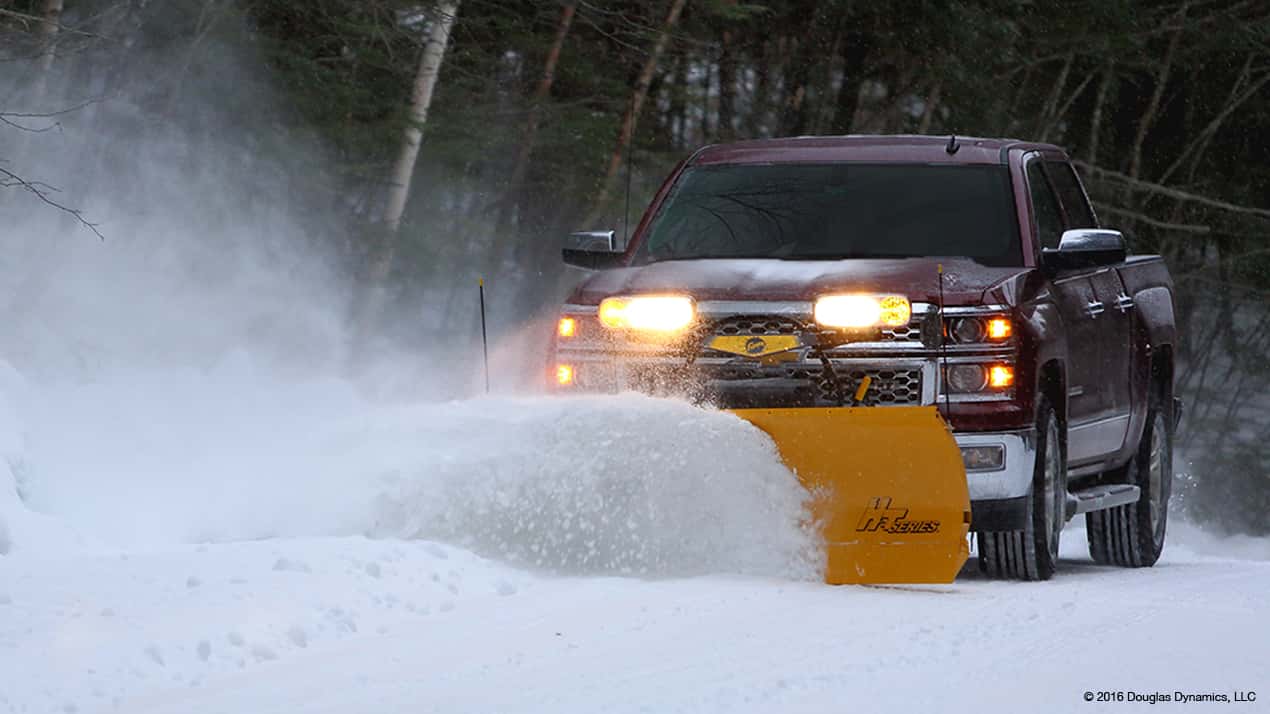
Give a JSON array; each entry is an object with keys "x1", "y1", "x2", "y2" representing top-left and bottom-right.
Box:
[{"x1": 731, "y1": 406, "x2": 971, "y2": 584}]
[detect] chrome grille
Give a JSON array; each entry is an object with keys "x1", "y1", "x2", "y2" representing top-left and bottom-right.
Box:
[
  {"x1": 783, "y1": 366, "x2": 922, "y2": 406},
  {"x1": 881, "y1": 323, "x2": 923, "y2": 342},
  {"x1": 622, "y1": 359, "x2": 925, "y2": 408}
]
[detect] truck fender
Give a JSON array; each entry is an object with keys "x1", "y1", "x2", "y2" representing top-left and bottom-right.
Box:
[{"x1": 1019, "y1": 299, "x2": 1068, "y2": 427}]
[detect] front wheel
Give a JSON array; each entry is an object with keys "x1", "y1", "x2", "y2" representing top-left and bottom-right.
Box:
[
  {"x1": 977, "y1": 396, "x2": 1066, "y2": 581},
  {"x1": 1087, "y1": 393, "x2": 1172, "y2": 567}
]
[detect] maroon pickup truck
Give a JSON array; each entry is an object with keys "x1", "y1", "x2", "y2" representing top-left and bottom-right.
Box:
[{"x1": 551, "y1": 135, "x2": 1178, "y2": 581}]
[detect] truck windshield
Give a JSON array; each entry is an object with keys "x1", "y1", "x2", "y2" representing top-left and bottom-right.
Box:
[{"x1": 634, "y1": 163, "x2": 1022, "y2": 267}]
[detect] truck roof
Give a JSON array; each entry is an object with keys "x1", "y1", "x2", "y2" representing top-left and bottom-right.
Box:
[{"x1": 690, "y1": 135, "x2": 1065, "y2": 167}]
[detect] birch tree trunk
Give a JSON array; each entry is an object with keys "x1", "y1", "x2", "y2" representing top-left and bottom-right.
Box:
[
  {"x1": 355, "y1": 0, "x2": 459, "y2": 345},
  {"x1": 381, "y1": 0, "x2": 460, "y2": 238},
  {"x1": 582, "y1": 0, "x2": 688, "y2": 229}
]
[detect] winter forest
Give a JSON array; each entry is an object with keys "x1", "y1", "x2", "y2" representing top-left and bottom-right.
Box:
[{"x1": 2, "y1": 0, "x2": 1269, "y2": 534}]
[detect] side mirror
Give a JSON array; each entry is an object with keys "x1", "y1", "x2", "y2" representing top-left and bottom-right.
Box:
[
  {"x1": 563, "y1": 230, "x2": 627, "y2": 270},
  {"x1": 1042, "y1": 229, "x2": 1127, "y2": 272}
]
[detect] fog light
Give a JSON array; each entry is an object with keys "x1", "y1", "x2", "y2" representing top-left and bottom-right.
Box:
[
  {"x1": 555, "y1": 364, "x2": 575, "y2": 386},
  {"x1": 988, "y1": 364, "x2": 1015, "y2": 388},
  {"x1": 960, "y1": 445, "x2": 1005, "y2": 472},
  {"x1": 946, "y1": 364, "x2": 988, "y2": 392},
  {"x1": 557, "y1": 317, "x2": 577, "y2": 338}
]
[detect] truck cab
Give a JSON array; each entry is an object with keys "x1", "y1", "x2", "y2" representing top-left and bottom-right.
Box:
[{"x1": 551, "y1": 135, "x2": 1177, "y2": 581}]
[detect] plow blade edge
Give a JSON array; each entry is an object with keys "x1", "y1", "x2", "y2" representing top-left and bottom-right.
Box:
[{"x1": 731, "y1": 406, "x2": 971, "y2": 584}]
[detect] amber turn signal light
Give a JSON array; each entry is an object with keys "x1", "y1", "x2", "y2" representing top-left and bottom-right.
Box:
[
  {"x1": 557, "y1": 317, "x2": 577, "y2": 338},
  {"x1": 986, "y1": 318, "x2": 1012, "y2": 340},
  {"x1": 555, "y1": 364, "x2": 575, "y2": 386},
  {"x1": 988, "y1": 364, "x2": 1015, "y2": 388}
]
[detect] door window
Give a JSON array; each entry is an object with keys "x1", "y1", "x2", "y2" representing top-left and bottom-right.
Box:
[
  {"x1": 1026, "y1": 161, "x2": 1064, "y2": 250},
  {"x1": 1047, "y1": 161, "x2": 1097, "y2": 229}
]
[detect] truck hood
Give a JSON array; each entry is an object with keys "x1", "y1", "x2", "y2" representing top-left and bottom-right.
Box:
[{"x1": 569, "y1": 258, "x2": 1031, "y2": 307}]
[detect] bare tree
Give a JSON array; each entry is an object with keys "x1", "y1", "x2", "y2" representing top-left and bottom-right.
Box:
[
  {"x1": 583, "y1": 0, "x2": 688, "y2": 229},
  {"x1": 716, "y1": 8, "x2": 737, "y2": 141},
  {"x1": 495, "y1": 2, "x2": 577, "y2": 238}
]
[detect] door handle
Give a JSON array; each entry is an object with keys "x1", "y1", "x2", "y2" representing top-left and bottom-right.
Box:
[
  {"x1": 1086, "y1": 300, "x2": 1105, "y2": 318},
  {"x1": 1116, "y1": 293, "x2": 1134, "y2": 312}
]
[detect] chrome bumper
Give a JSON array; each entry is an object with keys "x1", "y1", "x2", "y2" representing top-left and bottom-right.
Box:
[{"x1": 955, "y1": 429, "x2": 1037, "y2": 500}]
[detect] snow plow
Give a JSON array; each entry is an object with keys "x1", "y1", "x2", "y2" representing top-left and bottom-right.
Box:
[
  {"x1": 733, "y1": 406, "x2": 969, "y2": 584},
  {"x1": 547, "y1": 288, "x2": 972, "y2": 584}
]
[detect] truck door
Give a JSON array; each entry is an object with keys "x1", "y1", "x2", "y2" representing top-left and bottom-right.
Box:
[
  {"x1": 1025, "y1": 158, "x2": 1110, "y2": 460},
  {"x1": 1047, "y1": 161, "x2": 1133, "y2": 461}
]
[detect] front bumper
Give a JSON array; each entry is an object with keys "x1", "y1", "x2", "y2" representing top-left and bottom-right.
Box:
[
  {"x1": 955, "y1": 429, "x2": 1037, "y2": 501},
  {"x1": 956, "y1": 429, "x2": 1037, "y2": 531}
]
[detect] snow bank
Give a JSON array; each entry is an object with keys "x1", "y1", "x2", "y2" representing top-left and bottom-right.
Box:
[
  {"x1": 0, "y1": 361, "x2": 89, "y2": 555},
  {"x1": 4, "y1": 360, "x2": 818, "y2": 579},
  {"x1": 368, "y1": 395, "x2": 820, "y2": 578}
]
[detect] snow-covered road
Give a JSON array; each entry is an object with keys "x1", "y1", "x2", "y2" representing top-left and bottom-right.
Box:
[
  {"x1": 2, "y1": 376, "x2": 1267, "y2": 714},
  {"x1": 4, "y1": 527, "x2": 1267, "y2": 714}
]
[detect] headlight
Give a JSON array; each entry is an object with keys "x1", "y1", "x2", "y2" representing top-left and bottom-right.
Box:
[
  {"x1": 946, "y1": 364, "x2": 988, "y2": 392},
  {"x1": 814, "y1": 295, "x2": 911, "y2": 328},
  {"x1": 947, "y1": 316, "x2": 1013, "y2": 343},
  {"x1": 598, "y1": 295, "x2": 695, "y2": 332}
]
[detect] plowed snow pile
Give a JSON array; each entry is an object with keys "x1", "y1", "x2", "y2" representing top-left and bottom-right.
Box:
[{"x1": 0, "y1": 363, "x2": 818, "y2": 579}]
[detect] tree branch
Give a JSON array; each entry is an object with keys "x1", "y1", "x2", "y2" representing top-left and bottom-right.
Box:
[
  {"x1": 0, "y1": 7, "x2": 112, "y2": 40},
  {"x1": 1095, "y1": 204, "x2": 1211, "y2": 234},
  {"x1": 1077, "y1": 160, "x2": 1270, "y2": 220},
  {"x1": 0, "y1": 166, "x2": 104, "y2": 239}
]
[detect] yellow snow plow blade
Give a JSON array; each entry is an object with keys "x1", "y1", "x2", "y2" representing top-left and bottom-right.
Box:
[{"x1": 731, "y1": 406, "x2": 970, "y2": 584}]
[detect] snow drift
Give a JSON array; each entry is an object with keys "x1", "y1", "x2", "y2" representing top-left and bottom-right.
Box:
[{"x1": 1, "y1": 359, "x2": 818, "y2": 579}]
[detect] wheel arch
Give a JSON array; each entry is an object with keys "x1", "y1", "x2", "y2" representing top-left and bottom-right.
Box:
[
  {"x1": 1149, "y1": 343, "x2": 1176, "y2": 426},
  {"x1": 1037, "y1": 358, "x2": 1066, "y2": 431}
]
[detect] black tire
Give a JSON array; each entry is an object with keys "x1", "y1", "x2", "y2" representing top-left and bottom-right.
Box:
[
  {"x1": 1087, "y1": 389, "x2": 1172, "y2": 567},
  {"x1": 978, "y1": 396, "x2": 1066, "y2": 581}
]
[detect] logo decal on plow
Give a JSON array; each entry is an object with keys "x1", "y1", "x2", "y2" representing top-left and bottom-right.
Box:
[
  {"x1": 856, "y1": 497, "x2": 941, "y2": 534},
  {"x1": 744, "y1": 337, "x2": 767, "y2": 354}
]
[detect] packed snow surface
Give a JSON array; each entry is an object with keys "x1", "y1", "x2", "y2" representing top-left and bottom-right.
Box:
[{"x1": 2, "y1": 365, "x2": 1268, "y2": 714}]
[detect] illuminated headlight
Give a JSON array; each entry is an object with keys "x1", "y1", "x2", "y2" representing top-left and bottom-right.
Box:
[
  {"x1": 814, "y1": 295, "x2": 910, "y2": 328},
  {"x1": 598, "y1": 295, "x2": 695, "y2": 333}
]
